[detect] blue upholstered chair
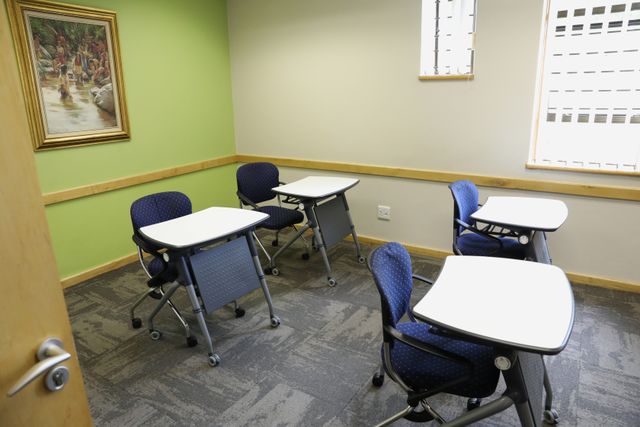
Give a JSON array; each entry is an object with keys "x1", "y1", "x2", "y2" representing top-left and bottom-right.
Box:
[
  {"x1": 449, "y1": 180, "x2": 526, "y2": 259},
  {"x1": 369, "y1": 242, "x2": 501, "y2": 425},
  {"x1": 236, "y1": 162, "x2": 309, "y2": 275},
  {"x1": 129, "y1": 191, "x2": 198, "y2": 346}
]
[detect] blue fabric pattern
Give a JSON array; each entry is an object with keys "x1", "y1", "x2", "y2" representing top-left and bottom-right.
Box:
[
  {"x1": 130, "y1": 191, "x2": 192, "y2": 231},
  {"x1": 130, "y1": 192, "x2": 192, "y2": 285},
  {"x1": 458, "y1": 233, "x2": 526, "y2": 259},
  {"x1": 449, "y1": 180, "x2": 526, "y2": 259},
  {"x1": 236, "y1": 162, "x2": 280, "y2": 204},
  {"x1": 257, "y1": 205, "x2": 304, "y2": 230},
  {"x1": 370, "y1": 242, "x2": 499, "y2": 398},
  {"x1": 449, "y1": 180, "x2": 479, "y2": 234}
]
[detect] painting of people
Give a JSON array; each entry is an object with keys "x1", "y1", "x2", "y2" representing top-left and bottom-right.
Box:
[{"x1": 6, "y1": 0, "x2": 130, "y2": 150}]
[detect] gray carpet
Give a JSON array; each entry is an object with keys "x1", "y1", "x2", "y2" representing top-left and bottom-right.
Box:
[{"x1": 65, "y1": 238, "x2": 640, "y2": 426}]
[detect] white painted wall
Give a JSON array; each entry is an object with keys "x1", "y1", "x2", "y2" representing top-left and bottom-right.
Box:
[{"x1": 227, "y1": 0, "x2": 639, "y2": 284}]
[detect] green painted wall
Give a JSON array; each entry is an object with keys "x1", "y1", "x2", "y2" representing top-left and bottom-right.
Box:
[{"x1": 34, "y1": 0, "x2": 238, "y2": 278}]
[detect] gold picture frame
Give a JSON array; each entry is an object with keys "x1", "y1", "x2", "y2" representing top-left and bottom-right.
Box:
[{"x1": 6, "y1": 0, "x2": 130, "y2": 150}]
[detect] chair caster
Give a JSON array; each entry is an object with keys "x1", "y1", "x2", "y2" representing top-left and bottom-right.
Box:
[
  {"x1": 149, "y1": 290, "x2": 162, "y2": 300},
  {"x1": 301, "y1": 253, "x2": 310, "y2": 260},
  {"x1": 328, "y1": 277, "x2": 337, "y2": 287},
  {"x1": 264, "y1": 267, "x2": 273, "y2": 275},
  {"x1": 131, "y1": 317, "x2": 142, "y2": 329},
  {"x1": 235, "y1": 307, "x2": 246, "y2": 318},
  {"x1": 186, "y1": 336, "x2": 198, "y2": 347},
  {"x1": 271, "y1": 240, "x2": 278, "y2": 247},
  {"x1": 271, "y1": 267, "x2": 280, "y2": 276},
  {"x1": 358, "y1": 255, "x2": 366, "y2": 264},
  {"x1": 467, "y1": 398, "x2": 482, "y2": 411},
  {"x1": 404, "y1": 409, "x2": 434, "y2": 422},
  {"x1": 270, "y1": 316, "x2": 281, "y2": 328},
  {"x1": 208, "y1": 353, "x2": 221, "y2": 367},
  {"x1": 543, "y1": 408, "x2": 559, "y2": 425},
  {"x1": 149, "y1": 330, "x2": 162, "y2": 341},
  {"x1": 372, "y1": 373, "x2": 384, "y2": 387}
]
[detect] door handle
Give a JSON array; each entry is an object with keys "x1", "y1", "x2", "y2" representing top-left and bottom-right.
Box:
[{"x1": 7, "y1": 337, "x2": 71, "y2": 397}]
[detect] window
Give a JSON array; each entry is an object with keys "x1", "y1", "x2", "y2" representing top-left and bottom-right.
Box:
[
  {"x1": 529, "y1": 0, "x2": 640, "y2": 174},
  {"x1": 420, "y1": 0, "x2": 477, "y2": 79}
]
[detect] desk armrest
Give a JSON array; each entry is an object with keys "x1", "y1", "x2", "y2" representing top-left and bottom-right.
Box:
[
  {"x1": 412, "y1": 273, "x2": 433, "y2": 285},
  {"x1": 237, "y1": 191, "x2": 260, "y2": 210},
  {"x1": 132, "y1": 234, "x2": 164, "y2": 257},
  {"x1": 455, "y1": 218, "x2": 505, "y2": 253},
  {"x1": 384, "y1": 324, "x2": 471, "y2": 367}
]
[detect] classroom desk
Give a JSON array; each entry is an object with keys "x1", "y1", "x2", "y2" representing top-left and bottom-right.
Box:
[
  {"x1": 413, "y1": 256, "x2": 574, "y2": 426},
  {"x1": 139, "y1": 207, "x2": 280, "y2": 367},
  {"x1": 471, "y1": 197, "x2": 568, "y2": 264},
  {"x1": 271, "y1": 176, "x2": 365, "y2": 286}
]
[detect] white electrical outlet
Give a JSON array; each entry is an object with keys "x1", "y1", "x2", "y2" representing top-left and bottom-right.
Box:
[{"x1": 377, "y1": 205, "x2": 391, "y2": 220}]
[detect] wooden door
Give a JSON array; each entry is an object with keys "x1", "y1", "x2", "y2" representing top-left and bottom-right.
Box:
[{"x1": 0, "y1": 3, "x2": 92, "y2": 426}]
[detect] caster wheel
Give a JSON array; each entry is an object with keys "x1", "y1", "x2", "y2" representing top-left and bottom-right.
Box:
[
  {"x1": 149, "y1": 330, "x2": 162, "y2": 341},
  {"x1": 235, "y1": 307, "x2": 246, "y2": 318},
  {"x1": 272, "y1": 240, "x2": 279, "y2": 247},
  {"x1": 358, "y1": 255, "x2": 366, "y2": 264},
  {"x1": 186, "y1": 336, "x2": 198, "y2": 347},
  {"x1": 543, "y1": 409, "x2": 559, "y2": 425},
  {"x1": 264, "y1": 267, "x2": 273, "y2": 275},
  {"x1": 271, "y1": 267, "x2": 280, "y2": 276},
  {"x1": 149, "y1": 290, "x2": 162, "y2": 300},
  {"x1": 328, "y1": 278, "x2": 337, "y2": 287},
  {"x1": 372, "y1": 373, "x2": 384, "y2": 387},
  {"x1": 404, "y1": 409, "x2": 434, "y2": 423},
  {"x1": 208, "y1": 354, "x2": 221, "y2": 367},
  {"x1": 131, "y1": 318, "x2": 142, "y2": 329},
  {"x1": 301, "y1": 253, "x2": 310, "y2": 260},
  {"x1": 270, "y1": 316, "x2": 281, "y2": 328},
  {"x1": 467, "y1": 398, "x2": 482, "y2": 411}
]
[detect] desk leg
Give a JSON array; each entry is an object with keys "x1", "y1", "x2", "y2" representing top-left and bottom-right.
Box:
[
  {"x1": 179, "y1": 257, "x2": 220, "y2": 367},
  {"x1": 245, "y1": 232, "x2": 281, "y2": 327},
  {"x1": 502, "y1": 351, "x2": 545, "y2": 427},
  {"x1": 529, "y1": 231, "x2": 552, "y2": 264},
  {"x1": 268, "y1": 223, "x2": 311, "y2": 273},
  {"x1": 303, "y1": 201, "x2": 336, "y2": 286},
  {"x1": 339, "y1": 194, "x2": 365, "y2": 264}
]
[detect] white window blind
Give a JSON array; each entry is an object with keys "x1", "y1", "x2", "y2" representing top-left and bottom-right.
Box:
[
  {"x1": 420, "y1": 0, "x2": 476, "y2": 77},
  {"x1": 530, "y1": 0, "x2": 640, "y2": 173}
]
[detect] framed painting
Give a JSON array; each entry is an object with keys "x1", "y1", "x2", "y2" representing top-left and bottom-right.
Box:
[{"x1": 6, "y1": 0, "x2": 130, "y2": 150}]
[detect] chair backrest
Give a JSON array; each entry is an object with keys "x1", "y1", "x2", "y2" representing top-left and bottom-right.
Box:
[
  {"x1": 449, "y1": 180, "x2": 479, "y2": 236},
  {"x1": 370, "y1": 242, "x2": 414, "y2": 329},
  {"x1": 236, "y1": 162, "x2": 280, "y2": 204},
  {"x1": 130, "y1": 191, "x2": 192, "y2": 232}
]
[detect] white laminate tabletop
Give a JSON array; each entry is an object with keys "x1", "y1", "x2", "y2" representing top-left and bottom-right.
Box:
[
  {"x1": 272, "y1": 176, "x2": 359, "y2": 199},
  {"x1": 139, "y1": 207, "x2": 268, "y2": 249},
  {"x1": 412, "y1": 256, "x2": 574, "y2": 354},
  {"x1": 471, "y1": 197, "x2": 568, "y2": 231}
]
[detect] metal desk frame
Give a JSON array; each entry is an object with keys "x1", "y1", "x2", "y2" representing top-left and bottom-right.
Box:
[
  {"x1": 413, "y1": 256, "x2": 575, "y2": 427},
  {"x1": 138, "y1": 207, "x2": 280, "y2": 367},
  {"x1": 271, "y1": 176, "x2": 365, "y2": 286}
]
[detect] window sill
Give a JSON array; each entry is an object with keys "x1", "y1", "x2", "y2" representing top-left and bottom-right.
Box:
[
  {"x1": 526, "y1": 162, "x2": 640, "y2": 177},
  {"x1": 418, "y1": 74, "x2": 474, "y2": 81}
]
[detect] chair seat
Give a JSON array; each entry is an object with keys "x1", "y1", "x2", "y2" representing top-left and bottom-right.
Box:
[
  {"x1": 457, "y1": 233, "x2": 526, "y2": 259},
  {"x1": 256, "y1": 205, "x2": 304, "y2": 230},
  {"x1": 383, "y1": 322, "x2": 499, "y2": 398}
]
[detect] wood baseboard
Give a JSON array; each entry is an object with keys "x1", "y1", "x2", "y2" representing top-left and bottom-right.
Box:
[{"x1": 61, "y1": 252, "x2": 139, "y2": 289}]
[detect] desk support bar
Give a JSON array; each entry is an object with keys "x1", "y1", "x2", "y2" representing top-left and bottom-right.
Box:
[
  {"x1": 179, "y1": 257, "x2": 217, "y2": 362},
  {"x1": 441, "y1": 395, "x2": 515, "y2": 427},
  {"x1": 245, "y1": 232, "x2": 279, "y2": 326},
  {"x1": 340, "y1": 194, "x2": 364, "y2": 262},
  {"x1": 303, "y1": 201, "x2": 334, "y2": 285}
]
